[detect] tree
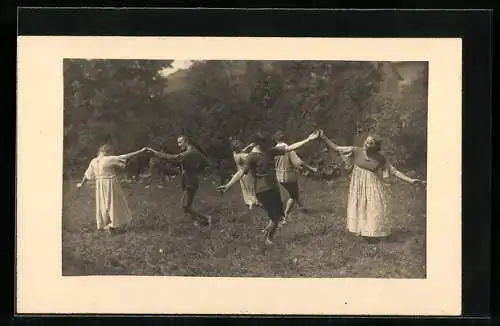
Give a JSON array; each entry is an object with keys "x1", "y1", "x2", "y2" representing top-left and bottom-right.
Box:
[{"x1": 63, "y1": 59, "x2": 173, "y2": 174}]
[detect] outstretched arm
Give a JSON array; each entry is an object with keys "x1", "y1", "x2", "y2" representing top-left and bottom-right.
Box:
[
  {"x1": 290, "y1": 151, "x2": 317, "y2": 173},
  {"x1": 219, "y1": 169, "x2": 245, "y2": 191},
  {"x1": 147, "y1": 148, "x2": 183, "y2": 162},
  {"x1": 276, "y1": 130, "x2": 321, "y2": 154},
  {"x1": 217, "y1": 158, "x2": 252, "y2": 193},
  {"x1": 389, "y1": 165, "x2": 425, "y2": 185},
  {"x1": 121, "y1": 147, "x2": 148, "y2": 160}
]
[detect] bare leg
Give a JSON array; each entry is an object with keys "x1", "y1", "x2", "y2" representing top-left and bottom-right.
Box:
[
  {"x1": 265, "y1": 220, "x2": 280, "y2": 245},
  {"x1": 262, "y1": 220, "x2": 273, "y2": 233},
  {"x1": 283, "y1": 198, "x2": 296, "y2": 221}
]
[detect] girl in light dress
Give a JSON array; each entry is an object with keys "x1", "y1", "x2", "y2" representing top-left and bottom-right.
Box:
[
  {"x1": 76, "y1": 144, "x2": 148, "y2": 233},
  {"x1": 230, "y1": 139, "x2": 261, "y2": 209},
  {"x1": 319, "y1": 130, "x2": 425, "y2": 240}
]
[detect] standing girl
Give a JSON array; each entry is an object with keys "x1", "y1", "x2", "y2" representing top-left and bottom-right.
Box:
[
  {"x1": 76, "y1": 144, "x2": 148, "y2": 233},
  {"x1": 319, "y1": 131, "x2": 425, "y2": 239}
]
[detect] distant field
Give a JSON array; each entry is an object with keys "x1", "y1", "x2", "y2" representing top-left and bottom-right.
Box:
[{"x1": 62, "y1": 175, "x2": 426, "y2": 278}]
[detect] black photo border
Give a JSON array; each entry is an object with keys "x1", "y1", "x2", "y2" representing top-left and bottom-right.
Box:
[{"x1": 10, "y1": 6, "x2": 492, "y2": 325}]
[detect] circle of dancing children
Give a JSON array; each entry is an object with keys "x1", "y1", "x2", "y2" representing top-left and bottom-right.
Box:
[{"x1": 76, "y1": 129, "x2": 425, "y2": 246}]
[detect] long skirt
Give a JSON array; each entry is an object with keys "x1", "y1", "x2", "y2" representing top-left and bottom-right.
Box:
[
  {"x1": 94, "y1": 176, "x2": 132, "y2": 229},
  {"x1": 346, "y1": 165, "x2": 389, "y2": 237},
  {"x1": 240, "y1": 173, "x2": 260, "y2": 207}
]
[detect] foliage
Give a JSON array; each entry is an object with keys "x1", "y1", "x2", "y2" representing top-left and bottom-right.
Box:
[
  {"x1": 366, "y1": 69, "x2": 428, "y2": 171},
  {"x1": 63, "y1": 59, "x2": 173, "y2": 175},
  {"x1": 63, "y1": 59, "x2": 428, "y2": 178}
]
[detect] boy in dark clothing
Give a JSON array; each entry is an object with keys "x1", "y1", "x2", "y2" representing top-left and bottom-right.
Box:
[{"x1": 148, "y1": 135, "x2": 211, "y2": 227}]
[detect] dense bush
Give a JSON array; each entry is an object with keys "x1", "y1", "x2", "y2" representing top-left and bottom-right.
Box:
[{"x1": 63, "y1": 60, "x2": 428, "y2": 179}]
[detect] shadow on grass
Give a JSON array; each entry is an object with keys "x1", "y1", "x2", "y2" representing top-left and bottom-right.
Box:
[{"x1": 384, "y1": 228, "x2": 415, "y2": 244}]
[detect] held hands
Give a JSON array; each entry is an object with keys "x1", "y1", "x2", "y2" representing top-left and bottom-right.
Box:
[
  {"x1": 144, "y1": 147, "x2": 158, "y2": 156},
  {"x1": 307, "y1": 130, "x2": 321, "y2": 141}
]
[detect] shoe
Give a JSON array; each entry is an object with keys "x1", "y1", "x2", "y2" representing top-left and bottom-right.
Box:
[{"x1": 265, "y1": 238, "x2": 274, "y2": 246}]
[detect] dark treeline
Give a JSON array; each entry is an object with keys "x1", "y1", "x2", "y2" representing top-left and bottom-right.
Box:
[{"x1": 63, "y1": 59, "x2": 428, "y2": 179}]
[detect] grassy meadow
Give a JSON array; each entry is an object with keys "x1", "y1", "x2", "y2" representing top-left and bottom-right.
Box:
[{"x1": 62, "y1": 175, "x2": 426, "y2": 278}]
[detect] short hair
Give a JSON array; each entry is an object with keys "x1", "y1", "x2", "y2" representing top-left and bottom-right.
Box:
[
  {"x1": 98, "y1": 144, "x2": 113, "y2": 155},
  {"x1": 273, "y1": 130, "x2": 285, "y2": 142}
]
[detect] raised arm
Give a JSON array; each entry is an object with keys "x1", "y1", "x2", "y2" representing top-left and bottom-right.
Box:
[
  {"x1": 276, "y1": 130, "x2": 320, "y2": 154},
  {"x1": 121, "y1": 147, "x2": 148, "y2": 160},
  {"x1": 241, "y1": 142, "x2": 256, "y2": 153}
]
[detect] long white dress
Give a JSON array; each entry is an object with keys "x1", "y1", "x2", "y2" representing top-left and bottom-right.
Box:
[
  {"x1": 233, "y1": 152, "x2": 260, "y2": 207},
  {"x1": 337, "y1": 146, "x2": 394, "y2": 237},
  {"x1": 84, "y1": 155, "x2": 132, "y2": 229}
]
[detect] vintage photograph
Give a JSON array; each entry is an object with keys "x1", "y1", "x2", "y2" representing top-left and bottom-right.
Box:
[{"x1": 62, "y1": 59, "x2": 428, "y2": 278}]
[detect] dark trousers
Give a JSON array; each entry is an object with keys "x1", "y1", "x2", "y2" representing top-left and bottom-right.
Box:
[
  {"x1": 181, "y1": 174, "x2": 208, "y2": 224},
  {"x1": 255, "y1": 188, "x2": 285, "y2": 222}
]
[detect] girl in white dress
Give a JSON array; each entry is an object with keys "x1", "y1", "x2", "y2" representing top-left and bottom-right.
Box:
[
  {"x1": 76, "y1": 144, "x2": 148, "y2": 233},
  {"x1": 230, "y1": 139, "x2": 261, "y2": 209},
  {"x1": 319, "y1": 131, "x2": 425, "y2": 239}
]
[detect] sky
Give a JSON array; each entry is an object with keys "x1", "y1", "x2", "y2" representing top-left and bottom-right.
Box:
[{"x1": 160, "y1": 60, "x2": 193, "y2": 77}]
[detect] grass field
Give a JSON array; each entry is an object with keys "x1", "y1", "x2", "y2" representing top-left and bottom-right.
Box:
[{"x1": 62, "y1": 175, "x2": 426, "y2": 278}]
